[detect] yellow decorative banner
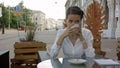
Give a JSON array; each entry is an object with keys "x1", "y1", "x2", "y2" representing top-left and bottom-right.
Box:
[{"x1": 14, "y1": 12, "x2": 21, "y2": 16}]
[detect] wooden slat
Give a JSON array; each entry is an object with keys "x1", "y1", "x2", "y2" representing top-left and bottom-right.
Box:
[
  {"x1": 14, "y1": 54, "x2": 38, "y2": 60},
  {"x1": 15, "y1": 48, "x2": 41, "y2": 54},
  {"x1": 11, "y1": 64, "x2": 36, "y2": 68},
  {"x1": 14, "y1": 42, "x2": 46, "y2": 49},
  {"x1": 11, "y1": 59, "x2": 38, "y2": 64},
  {"x1": 15, "y1": 48, "x2": 46, "y2": 54}
]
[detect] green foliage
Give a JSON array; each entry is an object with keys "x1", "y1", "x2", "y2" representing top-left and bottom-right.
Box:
[
  {"x1": 25, "y1": 26, "x2": 36, "y2": 41},
  {"x1": 26, "y1": 29, "x2": 35, "y2": 41},
  {"x1": 0, "y1": 4, "x2": 9, "y2": 28},
  {"x1": 0, "y1": 1, "x2": 34, "y2": 29}
]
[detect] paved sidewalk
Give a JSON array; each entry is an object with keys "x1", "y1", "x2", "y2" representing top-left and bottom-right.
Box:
[
  {"x1": 0, "y1": 29, "x2": 18, "y2": 35},
  {"x1": 0, "y1": 29, "x2": 25, "y2": 40}
]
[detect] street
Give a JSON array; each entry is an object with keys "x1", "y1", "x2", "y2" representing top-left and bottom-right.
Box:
[
  {"x1": 0, "y1": 29, "x2": 118, "y2": 60},
  {"x1": 0, "y1": 30, "x2": 58, "y2": 59},
  {"x1": 0, "y1": 30, "x2": 25, "y2": 59}
]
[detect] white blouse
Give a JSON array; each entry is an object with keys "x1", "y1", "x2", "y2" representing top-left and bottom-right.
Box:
[{"x1": 50, "y1": 28, "x2": 95, "y2": 58}]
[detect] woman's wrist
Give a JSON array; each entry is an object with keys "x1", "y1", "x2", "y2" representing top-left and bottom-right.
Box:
[
  {"x1": 79, "y1": 34, "x2": 84, "y2": 41},
  {"x1": 79, "y1": 35, "x2": 88, "y2": 49},
  {"x1": 57, "y1": 34, "x2": 66, "y2": 46},
  {"x1": 81, "y1": 40, "x2": 85, "y2": 44}
]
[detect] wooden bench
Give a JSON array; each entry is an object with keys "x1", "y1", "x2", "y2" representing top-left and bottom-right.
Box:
[{"x1": 11, "y1": 41, "x2": 46, "y2": 68}]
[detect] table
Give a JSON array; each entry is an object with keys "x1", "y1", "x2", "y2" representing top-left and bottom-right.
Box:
[
  {"x1": 37, "y1": 58, "x2": 120, "y2": 68},
  {"x1": 38, "y1": 51, "x2": 50, "y2": 62},
  {"x1": 37, "y1": 51, "x2": 120, "y2": 68}
]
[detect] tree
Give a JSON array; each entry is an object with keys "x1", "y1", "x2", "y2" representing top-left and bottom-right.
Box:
[
  {"x1": 0, "y1": 1, "x2": 34, "y2": 33},
  {"x1": 0, "y1": 3, "x2": 9, "y2": 34}
]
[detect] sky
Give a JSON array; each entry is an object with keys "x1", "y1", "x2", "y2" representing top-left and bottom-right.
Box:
[{"x1": 0, "y1": 0, "x2": 67, "y2": 19}]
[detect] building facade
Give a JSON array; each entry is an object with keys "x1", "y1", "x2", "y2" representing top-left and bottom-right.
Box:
[
  {"x1": 31, "y1": 10, "x2": 59, "y2": 31},
  {"x1": 31, "y1": 10, "x2": 46, "y2": 31},
  {"x1": 65, "y1": 0, "x2": 119, "y2": 38},
  {"x1": 56, "y1": 19, "x2": 64, "y2": 29},
  {"x1": 46, "y1": 18, "x2": 57, "y2": 30}
]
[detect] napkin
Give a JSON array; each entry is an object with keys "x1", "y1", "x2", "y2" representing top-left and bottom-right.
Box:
[{"x1": 94, "y1": 59, "x2": 120, "y2": 66}]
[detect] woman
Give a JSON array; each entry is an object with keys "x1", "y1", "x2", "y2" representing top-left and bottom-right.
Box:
[{"x1": 50, "y1": 6, "x2": 95, "y2": 59}]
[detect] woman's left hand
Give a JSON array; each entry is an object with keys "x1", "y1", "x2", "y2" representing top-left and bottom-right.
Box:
[{"x1": 76, "y1": 30, "x2": 88, "y2": 49}]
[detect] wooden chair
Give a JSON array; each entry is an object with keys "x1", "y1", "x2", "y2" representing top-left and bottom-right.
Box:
[
  {"x1": 11, "y1": 41, "x2": 46, "y2": 68},
  {"x1": 85, "y1": 1, "x2": 107, "y2": 57}
]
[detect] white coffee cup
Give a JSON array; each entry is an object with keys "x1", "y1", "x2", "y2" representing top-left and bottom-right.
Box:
[
  {"x1": 71, "y1": 24, "x2": 79, "y2": 29},
  {"x1": 71, "y1": 24, "x2": 79, "y2": 33}
]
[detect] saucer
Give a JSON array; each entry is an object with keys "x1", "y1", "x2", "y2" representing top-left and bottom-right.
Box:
[{"x1": 68, "y1": 59, "x2": 87, "y2": 64}]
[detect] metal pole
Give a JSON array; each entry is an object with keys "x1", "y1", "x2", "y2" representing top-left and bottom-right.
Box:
[
  {"x1": 17, "y1": 16, "x2": 20, "y2": 37},
  {"x1": 25, "y1": 9, "x2": 26, "y2": 32}
]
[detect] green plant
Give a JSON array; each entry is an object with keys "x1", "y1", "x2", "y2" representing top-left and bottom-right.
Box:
[{"x1": 25, "y1": 26, "x2": 36, "y2": 41}]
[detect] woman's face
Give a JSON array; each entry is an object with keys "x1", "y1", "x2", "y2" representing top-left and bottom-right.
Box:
[{"x1": 65, "y1": 14, "x2": 81, "y2": 28}]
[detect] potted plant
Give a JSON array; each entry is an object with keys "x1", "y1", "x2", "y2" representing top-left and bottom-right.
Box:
[
  {"x1": 25, "y1": 26, "x2": 35, "y2": 41},
  {"x1": 19, "y1": 26, "x2": 36, "y2": 42}
]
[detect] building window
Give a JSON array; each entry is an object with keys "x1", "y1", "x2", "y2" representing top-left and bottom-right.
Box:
[
  {"x1": 36, "y1": 18, "x2": 37, "y2": 20},
  {"x1": 36, "y1": 22, "x2": 37, "y2": 25}
]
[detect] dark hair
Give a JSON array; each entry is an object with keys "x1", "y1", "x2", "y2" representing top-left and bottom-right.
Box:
[{"x1": 66, "y1": 6, "x2": 84, "y2": 19}]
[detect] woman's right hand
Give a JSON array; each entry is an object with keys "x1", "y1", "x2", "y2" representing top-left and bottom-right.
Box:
[
  {"x1": 62, "y1": 23, "x2": 74, "y2": 38},
  {"x1": 56, "y1": 23, "x2": 74, "y2": 46}
]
